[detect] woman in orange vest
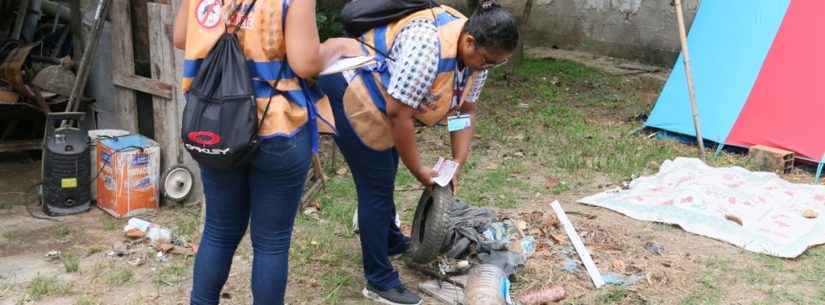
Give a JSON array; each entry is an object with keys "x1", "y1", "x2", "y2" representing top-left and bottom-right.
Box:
[
  {"x1": 174, "y1": 0, "x2": 334, "y2": 304},
  {"x1": 317, "y1": 1, "x2": 518, "y2": 304}
]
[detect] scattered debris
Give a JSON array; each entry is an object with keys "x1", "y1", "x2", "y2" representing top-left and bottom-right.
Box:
[
  {"x1": 127, "y1": 256, "x2": 145, "y2": 267},
  {"x1": 724, "y1": 214, "x2": 743, "y2": 226},
  {"x1": 155, "y1": 243, "x2": 175, "y2": 253},
  {"x1": 106, "y1": 250, "x2": 126, "y2": 258},
  {"x1": 125, "y1": 228, "x2": 145, "y2": 239},
  {"x1": 518, "y1": 285, "x2": 567, "y2": 305},
  {"x1": 611, "y1": 259, "x2": 626, "y2": 272},
  {"x1": 45, "y1": 250, "x2": 62, "y2": 260},
  {"x1": 123, "y1": 218, "x2": 173, "y2": 245},
  {"x1": 335, "y1": 167, "x2": 348, "y2": 176},
  {"x1": 562, "y1": 258, "x2": 580, "y2": 273},
  {"x1": 602, "y1": 272, "x2": 647, "y2": 286},
  {"x1": 644, "y1": 242, "x2": 665, "y2": 256},
  {"x1": 419, "y1": 279, "x2": 466, "y2": 305},
  {"x1": 156, "y1": 251, "x2": 168, "y2": 262},
  {"x1": 803, "y1": 209, "x2": 818, "y2": 219},
  {"x1": 544, "y1": 177, "x2": 560, "y2": 189},
  {"x1": 465, "y1": 264, "x2": 510, "y2": 305}
]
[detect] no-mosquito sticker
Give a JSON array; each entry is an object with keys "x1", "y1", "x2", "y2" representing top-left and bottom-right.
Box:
[{"x1": 195, "y1": 0, "x2": 222, "y2": 29}]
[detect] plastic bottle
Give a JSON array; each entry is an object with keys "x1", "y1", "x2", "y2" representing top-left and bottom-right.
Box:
[{"x1": 465, "y1": 264, "x2": 510, "y2": 305}]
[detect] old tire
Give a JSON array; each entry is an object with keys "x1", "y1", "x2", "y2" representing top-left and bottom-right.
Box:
[{"x1": 408, "y1": 186, "x2": 454, "y2": 264}]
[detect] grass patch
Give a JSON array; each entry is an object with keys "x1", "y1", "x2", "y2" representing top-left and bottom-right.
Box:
[
  {"x1": 56, "y1": 224, "x2": 72, "y2": 238},
  {"x1": 154, "y1": 264, "x2": 189, "y2": 286},
  {"x1": 799, "y1": 247, "x2": 825, "y2": 284},
  {"x1": 316, "y1": 176, "x2": 357, "y2": 227},
  {"x1": 26, "y1": 276, "x2": 72, "y2": 300},
  {"x1": 596, "y1": 287, "x2": 647, "y2": 305},
  {"x1": 62, "y1": 253, "x2": 79, "y2": 273},
  {"x1": 475, "y1": 58, "x2": 677, "y2": 189},
  {"x1": 100, "y1": 268, "x2": 134, "y2": 286},
  {"x1": 679, "y1": 271, "x2": 724, "y2": 305},
  {"x1": 74, "y1": 295, "x2": 100, "y2": 305},
  {"x1": 100, "y1": 216, "x2": 119, "y2": 231},
  {"x1": 458, "y1": 160, "x2": 531, "y2": 209}
]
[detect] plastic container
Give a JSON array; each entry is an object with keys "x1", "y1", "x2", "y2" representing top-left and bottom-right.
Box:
[
  {"x1": 88, "y1": 129, "x2": 129, "y2": 200},
  {"x1": 465, "y1": 264, "x2": 510, "y2": 305},
  {"x1": 123, "y1": 218, "x2": 172, "y2": 244}
]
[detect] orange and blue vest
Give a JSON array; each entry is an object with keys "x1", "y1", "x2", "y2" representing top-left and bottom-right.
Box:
[
  {"x1": 181, "y1": 0, "x2": 334, "y2": 151},
  {"x1": 358, "y1": 5, "x2": 480, "y2": 126},
  {"x1": 336, "y1": 5, "x2": 480, "y2": 151}
]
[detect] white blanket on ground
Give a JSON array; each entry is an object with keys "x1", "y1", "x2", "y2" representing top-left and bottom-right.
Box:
[{"x1": 579, "y1": 157, "x2": 825, "y2": 258}]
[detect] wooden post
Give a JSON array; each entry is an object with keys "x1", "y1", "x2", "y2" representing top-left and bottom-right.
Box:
[
  {"x1": 110, "y1": 0, "x2": 139, "y2": 133},
  {"x1": 70, "y1": 0, "x2": 82, "y2": 60},
  {"x1": 674, "y1": 0, "x2": 706, "y2": 160},
  {"x1": 148, "y1": 1, "x2": 203, "y2": 205}
]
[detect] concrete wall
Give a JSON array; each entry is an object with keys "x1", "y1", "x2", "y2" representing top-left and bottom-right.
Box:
[{"x1": 437, "y1": 0, "x2": 700, "y2": 66}]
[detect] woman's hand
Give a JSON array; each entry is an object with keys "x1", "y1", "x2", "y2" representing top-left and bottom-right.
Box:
[{"x1": 413, "y1": 166, "x2": 438, "y2": 186}]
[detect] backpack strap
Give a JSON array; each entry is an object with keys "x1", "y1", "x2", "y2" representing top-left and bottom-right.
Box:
[{"x1": 357, "y1": 0, "x2": 440, "y2": 62}]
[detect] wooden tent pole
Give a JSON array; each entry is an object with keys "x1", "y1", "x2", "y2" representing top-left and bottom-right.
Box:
[{"x1": 674, "y1": 0, "x2": 706, "y2": 161}]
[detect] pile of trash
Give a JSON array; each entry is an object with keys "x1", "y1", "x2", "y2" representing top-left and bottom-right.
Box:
[
  {"x1": 121, "y1": 217, "x2": 196, "y2": 263},
  {"x1": 414, "y1": 198, "x2": 565, "y2": 305}
]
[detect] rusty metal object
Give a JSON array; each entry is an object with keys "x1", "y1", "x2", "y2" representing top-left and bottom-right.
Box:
[
  {"x1": 0, "y1": 43, "x2": 36, "y2": 94},
  {"x1": 0, "y1": 43, "x2": 50, "y2": 113}
]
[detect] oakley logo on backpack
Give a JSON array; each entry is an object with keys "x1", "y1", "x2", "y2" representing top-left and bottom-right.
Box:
[
  {"x1": 187, "y1": 131, "x2": 222, "y2": 146},
  {"x1": 185, "y1": 143, "x2": 231, "y2": 155}
]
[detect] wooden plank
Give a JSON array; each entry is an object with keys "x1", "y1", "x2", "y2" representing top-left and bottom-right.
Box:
[
  {"x1": 148, "y1": 1, "x2": 202, "y2": 205},
  {"x1": 0, "y1": 140, "x2": 41, "y2": 153},
  {"x1": 148, "y1": 2, "x2": 177, "y2": 205},
  {"x1": 551, "y1": 200, "x2": 605, "y2": 288},
  {"x1": 110, "y1": 0, "x2": 139, "y2": 133},
  {"x1": 0, "y1": 90, "x2": 19, "y2": 104},
  {"x1": 112, "y1": 73, "x2": 173, "y2": 99}
]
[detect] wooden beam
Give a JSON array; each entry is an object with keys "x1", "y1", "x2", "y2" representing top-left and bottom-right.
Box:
[
  {"x1": 110, "y1": 0, "x2": 139, "y2": 133},
  {"x1": 0, "y1": 140, "x2": 41, "y2": 153},
  {"x1": 112, "y1": 73, "x2": 173, "y2": 99}
]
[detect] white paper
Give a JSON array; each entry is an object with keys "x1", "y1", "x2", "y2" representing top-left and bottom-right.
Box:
[
  {"x1": 432, "y1": 157, "x2": 459, "y2": 187},
  {"x1": 320, "y1": 56, "x2": 376, "y2": 75}
]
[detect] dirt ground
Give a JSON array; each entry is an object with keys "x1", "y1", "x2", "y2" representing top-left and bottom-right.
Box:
[{"x1": 2, "y1": 52, "x2": 824, "y2": 305}]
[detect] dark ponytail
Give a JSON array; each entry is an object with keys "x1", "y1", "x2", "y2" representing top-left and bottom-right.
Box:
[{"x1": 463, "y1": 0, "x2": 519, "y2": 53}]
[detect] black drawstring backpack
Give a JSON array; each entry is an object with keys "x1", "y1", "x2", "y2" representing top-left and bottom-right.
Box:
[
  {"x1": 181, "y1": 0, "x2": 284, "y2": 169},
  {"x1": 340, "y1": 0, "x2": 438, "y2": 38}
]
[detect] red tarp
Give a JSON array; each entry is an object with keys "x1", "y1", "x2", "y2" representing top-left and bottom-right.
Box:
[{"x1": 727, "y1": 0, "x2": 825, "y2": 161}]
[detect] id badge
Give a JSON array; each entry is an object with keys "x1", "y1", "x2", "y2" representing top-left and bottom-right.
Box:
[{"x1": 447, "y1": 114, "x2": 471, "y2": 132}]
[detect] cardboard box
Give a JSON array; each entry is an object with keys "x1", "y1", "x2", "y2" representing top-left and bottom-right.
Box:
[{"x1": 96, "y1": 135, "x2": 160, "y2": 218}]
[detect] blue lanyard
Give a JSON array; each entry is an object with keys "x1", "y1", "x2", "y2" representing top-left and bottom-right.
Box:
[{"x1": 452, "y1": 67, "x2": 470, "y2": 109}]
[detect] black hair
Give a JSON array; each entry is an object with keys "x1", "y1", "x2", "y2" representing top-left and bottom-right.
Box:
[{"x1": 463, "y1": 0, "x2": 519, "y2": 53}]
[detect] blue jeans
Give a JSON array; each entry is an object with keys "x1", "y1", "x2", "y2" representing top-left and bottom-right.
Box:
[
  {"x1": 317, "y1": 73, "x2": 410, "y2": 291},
  {"x1": 190, "y1": 127, "x2": 311, "y2": 305}
]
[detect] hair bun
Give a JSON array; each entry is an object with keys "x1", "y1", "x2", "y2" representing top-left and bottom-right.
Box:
[{"x1": 480, "y1": 0, "x2": 498, "y2": 10}]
